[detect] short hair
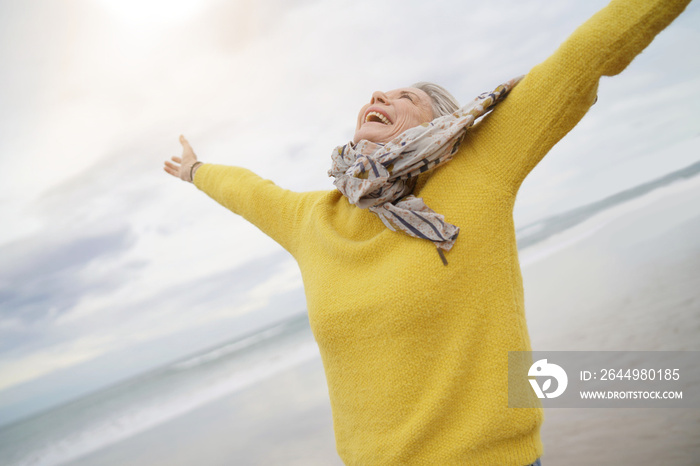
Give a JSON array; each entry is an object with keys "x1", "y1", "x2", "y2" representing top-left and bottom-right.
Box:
[{"x1": 410, "y1": 82, "x2": 460, "y2": 119}]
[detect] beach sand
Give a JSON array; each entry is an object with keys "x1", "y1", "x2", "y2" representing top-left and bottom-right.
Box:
[
  {"x1": 522, "y1": 176, "x2": 700, "y2": 465},
  {"x1": 65, "y1": 175, "x2": 700, "y2": 465},
  {"x1": 66, "y1": 355, "x2": 343, "y2": 466}
]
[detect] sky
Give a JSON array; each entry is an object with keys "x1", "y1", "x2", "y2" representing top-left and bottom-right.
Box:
[{"x1": 0, "y1": 0, "x2": 698, "y2": 426}]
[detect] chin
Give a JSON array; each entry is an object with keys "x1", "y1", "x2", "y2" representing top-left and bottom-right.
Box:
[
  {"x1": 354, "y1": 131, "x2": 388, "y2": 144},
  {"x1": 354, "y1": 122, "x2": 396, "y2": 144}
]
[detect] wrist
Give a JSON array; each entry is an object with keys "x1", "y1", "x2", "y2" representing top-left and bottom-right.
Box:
[{"x1": 189, "y1": 161, "x2": 203, "y2": 183}]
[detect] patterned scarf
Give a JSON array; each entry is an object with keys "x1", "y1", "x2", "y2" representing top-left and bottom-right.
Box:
[{"x1": 328, "y1": 76, "x2": 523, "y2": 264}]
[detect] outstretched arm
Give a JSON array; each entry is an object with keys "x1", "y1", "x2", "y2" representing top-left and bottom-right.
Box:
[
  {"x1": 465, "y1": 0, "x2": 692, "y2": 194},
  {"x1": 164, "y1": 137, "x2": 325, "y2": 256},
  {"x1": 193, "y1": 164, "x2": 325, "y2": 256}
]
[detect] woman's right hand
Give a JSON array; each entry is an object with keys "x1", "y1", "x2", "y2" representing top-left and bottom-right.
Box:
[{"x1": 164, "y1": 135, "x2": 201, "y2": 182}]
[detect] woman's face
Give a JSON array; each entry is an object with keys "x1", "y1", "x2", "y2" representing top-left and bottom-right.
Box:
[{"x1": 353, "y1": 87, "x2": 434, "y2": 144}]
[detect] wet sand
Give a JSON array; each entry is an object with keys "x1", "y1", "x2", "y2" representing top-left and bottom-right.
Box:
[
  {"x1": 522, "y1": 176, "x2": 700, "y2": 465},
  {"x1": 67, "y1": 356, "x2": 343, "y2": 466}
]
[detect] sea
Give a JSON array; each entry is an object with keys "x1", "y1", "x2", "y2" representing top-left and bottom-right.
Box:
[{"x1": 1, "y1": 160, "x2": 699, "y2": 466}]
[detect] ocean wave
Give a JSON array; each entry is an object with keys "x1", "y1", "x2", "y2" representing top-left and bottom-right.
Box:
[
  {"x1": 10, "y1": 341, "x2": 320, "y2": 466},
  {"x1": 170, "y1": 321, "x2": 291, "y2": 371}
]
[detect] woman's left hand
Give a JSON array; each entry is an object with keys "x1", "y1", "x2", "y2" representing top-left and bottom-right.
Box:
[{"x1": 164, "y1": 135, "x2": 200, "y2": 182}]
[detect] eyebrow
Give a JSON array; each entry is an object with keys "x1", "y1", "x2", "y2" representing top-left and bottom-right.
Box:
[{"x1": 398, "y1": 90, "x2": 421, "y2": 102}]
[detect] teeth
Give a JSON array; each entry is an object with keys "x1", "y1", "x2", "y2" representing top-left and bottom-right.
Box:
[{"x1": 365, "y1": 111, "x2": 391, "y2": 125}]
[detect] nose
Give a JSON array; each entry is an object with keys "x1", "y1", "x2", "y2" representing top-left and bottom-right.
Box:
[{"x1": 371, "y1": 91, "x2": 389, "y2": 105}]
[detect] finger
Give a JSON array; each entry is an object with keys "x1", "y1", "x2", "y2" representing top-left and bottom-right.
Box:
[
  {"x1": 171, "y1": 156, "x2": 182, "y2": 163},
  {"x1": 179, "y1": 134, "x2": 192, "y2": 150},
  {"x1": 164, "y1": 166, "x2": 177, "y2": 177},
  {"x1": 164, "y1": 161, "x2": 179, "y2": 170}
]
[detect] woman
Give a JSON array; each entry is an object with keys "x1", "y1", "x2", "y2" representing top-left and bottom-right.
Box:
[{"x1": 163, "y1": 0, "x2": 690, "y2": 464}]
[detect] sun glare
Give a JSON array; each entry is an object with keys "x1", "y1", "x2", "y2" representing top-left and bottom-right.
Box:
[{"x1": 96, "y1": 0, "x2": 208, "y2": 28}]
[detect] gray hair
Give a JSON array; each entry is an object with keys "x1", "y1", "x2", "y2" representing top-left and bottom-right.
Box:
[{"x1": 411, "y1": 82, "x2": 460, "y2": 119}]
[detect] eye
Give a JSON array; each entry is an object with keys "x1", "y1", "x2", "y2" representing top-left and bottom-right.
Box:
[{"x1": 400, "y1": 93, "x2": 414, "y2": 102}]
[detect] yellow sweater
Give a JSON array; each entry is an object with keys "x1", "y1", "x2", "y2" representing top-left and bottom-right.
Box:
[{"x1": 193, "y1": 0, "x2": 690, "y2": 463}]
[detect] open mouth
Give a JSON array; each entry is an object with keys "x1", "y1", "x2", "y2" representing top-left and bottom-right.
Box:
[{"x1": 365, "y1": 111, "x2": 392, "y2": 125}]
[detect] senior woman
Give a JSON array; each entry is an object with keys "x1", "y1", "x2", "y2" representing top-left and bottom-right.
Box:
[{"x1": 163, "y1": 0, "x2": 690, "y2": 464}]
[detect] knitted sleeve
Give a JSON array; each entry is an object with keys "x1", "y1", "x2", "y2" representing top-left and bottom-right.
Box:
[
  {"x1": 192, "y1": 164, "x2": 325, "y2": 256},
  {"x1": 465, "y1": 0, "x2": 692, "y2": 194}
]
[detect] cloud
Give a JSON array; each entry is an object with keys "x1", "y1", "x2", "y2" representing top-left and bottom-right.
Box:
[
  {"x1": 0, "y1": 334, "x2": 114, "y2": 392},
  {"x1": 0, "y1": 227, "x2": 136, "y2": 329},
  {"x1": 0, "y1": 243, "x2": 303, "y2": 391}
]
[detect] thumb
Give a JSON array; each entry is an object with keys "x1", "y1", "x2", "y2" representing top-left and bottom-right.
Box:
[{"x1": 179, "y1": 134, "x2": 192, "y2": 150}]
